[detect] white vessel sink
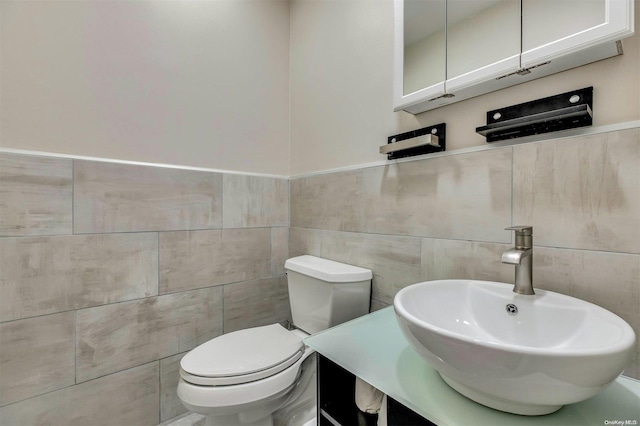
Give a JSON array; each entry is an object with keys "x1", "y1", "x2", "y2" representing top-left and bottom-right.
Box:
[{"x1": 393, "y1": 280, "x2": 636, "y2": 416}]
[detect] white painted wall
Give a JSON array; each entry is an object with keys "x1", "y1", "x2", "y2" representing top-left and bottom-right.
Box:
[
  {"x1": 2, "y1": 0, "x2": 638, "y2": 176},
  {"x1": 1, "y1": 0, "x2": 290, "y2": 175},
  {"x1": 290, "y1": 0, "x2": 639, "y2": 175}
]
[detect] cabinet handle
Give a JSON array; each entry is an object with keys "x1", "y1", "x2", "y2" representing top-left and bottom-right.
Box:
[{"x1": 496, "y1": 61, "x2": 551, "y2": 80}]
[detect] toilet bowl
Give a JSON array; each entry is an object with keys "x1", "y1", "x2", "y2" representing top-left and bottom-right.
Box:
[
  {"x1": 177, "y1": 255, "x2": 372, "y2": 426},
  {"x1": 177, "y1": 325, "x2": 315, "y2": 426}
]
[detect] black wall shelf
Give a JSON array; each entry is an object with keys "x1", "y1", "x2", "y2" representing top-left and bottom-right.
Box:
[
  {"x1": 382, "y1": 123, "x2": 446, "y2": 160},
  {"x1": 476, "y1": 87, "x2": 593, "y2": 142}
]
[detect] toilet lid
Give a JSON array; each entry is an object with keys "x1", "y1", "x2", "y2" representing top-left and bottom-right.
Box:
[{"x1": 181, "y1": 324, "x2": 304, "y2": 381}]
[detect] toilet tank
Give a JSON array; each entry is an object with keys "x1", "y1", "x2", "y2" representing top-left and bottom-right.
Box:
[{"x1": 284, "y1": 255, "x2": 372, "y2": 335}]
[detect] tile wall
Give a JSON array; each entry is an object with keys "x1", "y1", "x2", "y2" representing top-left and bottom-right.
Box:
[
  {"x1": 290, "y1": 128, "x2": 640, "y2": 379},
  {"x1": 0, "y1": 127, "x2": 638, "y2": 426},
  {"x1": 0, "y1": 155, "x2": 290, "y2": 425}
]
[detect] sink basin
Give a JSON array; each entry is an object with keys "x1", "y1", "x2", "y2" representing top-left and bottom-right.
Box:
[{"x1": 393, "y1": 280, "x2": 636, "y2": 415}]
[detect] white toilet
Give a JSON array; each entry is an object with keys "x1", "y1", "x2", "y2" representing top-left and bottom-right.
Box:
[{"x1": 177, "y1": 255, "x2": 372, "y2": 426}]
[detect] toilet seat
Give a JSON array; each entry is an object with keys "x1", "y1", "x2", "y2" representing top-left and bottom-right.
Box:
[
  {"x1": 180, "y1": 324, "x2": 305, "y2": 386},
  {"x1": 181, "y1": 350, "x2": 303, "y2": 386},
  {"x1": 178, "y1": 345, "x2": 315, "y2": 412}
]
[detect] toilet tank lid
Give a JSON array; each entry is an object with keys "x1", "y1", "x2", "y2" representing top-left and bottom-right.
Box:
[{"x1": 285, "y1": 255, "x2": 372, "y2": 283}]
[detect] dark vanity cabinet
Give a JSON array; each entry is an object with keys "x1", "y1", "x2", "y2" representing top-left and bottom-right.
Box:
[{"x1": 317, "y1": 354, "x2": 434, "y2": 426}]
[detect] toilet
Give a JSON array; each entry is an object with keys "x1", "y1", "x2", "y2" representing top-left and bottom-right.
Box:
[{"x1": 177, "y1": 255, "x2": 372, "y2": 426}]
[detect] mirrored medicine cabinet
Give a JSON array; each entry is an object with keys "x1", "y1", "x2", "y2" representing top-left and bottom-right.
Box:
[{"x1": 394, "y1": 0, "x2": 635, "y2": 115}]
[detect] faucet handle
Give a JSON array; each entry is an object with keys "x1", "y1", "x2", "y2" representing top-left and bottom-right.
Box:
[
  {"x1": 505, "y1": 226, "x2": 532, "y2": 236},
  {"x1": 505, "y1": 226, "x2": 533, "y2": 249}
]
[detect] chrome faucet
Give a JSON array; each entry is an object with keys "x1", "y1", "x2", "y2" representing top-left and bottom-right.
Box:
[{"x1": 501, "y1": 226, "x2": 534, "y2": 295}]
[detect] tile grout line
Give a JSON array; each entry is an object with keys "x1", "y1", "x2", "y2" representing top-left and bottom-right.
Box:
[
  {"x1": 158, "y1": 359, "x2": 162, "y2": 424},
  {"x1": 287, "y1": 226, "x2": 640, "y2": 256},
  {"x1": 74, "y1": 310, "x2": 77, "y2": 385},
  {"x1": 0, "y1": 360, "x2": 161, "y2": 409},
  {"x1": 0, "y1": 274, "x2": 287, "y2": 326},
  {"x1": 221, "y1": 174, "x2": 225, "y2": 231},
  {"x1": 221, "y1": 275, "x2": 226, "y2": 335}
]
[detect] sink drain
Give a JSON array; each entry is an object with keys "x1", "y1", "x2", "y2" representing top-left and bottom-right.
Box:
[{"x1": 505, "y1": 304, "x2": 518, "y2": 315}]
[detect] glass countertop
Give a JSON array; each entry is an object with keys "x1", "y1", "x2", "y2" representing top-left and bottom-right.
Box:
[{"x1": 304, "y1": 307, "x2": 640, "y2": 426}]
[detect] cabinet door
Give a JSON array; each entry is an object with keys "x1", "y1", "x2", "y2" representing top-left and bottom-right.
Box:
[
  {"x1": 521, "y1": 0, "x2": 634, "y2": 68},
  {"x1": 445, "y1": 0, "x2": 521, "y2": 94},
  {"x1": 393, "y1": 0, "x2": 446, "y2": 112}
]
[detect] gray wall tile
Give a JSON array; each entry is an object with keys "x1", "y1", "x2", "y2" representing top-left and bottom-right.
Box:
[
  {"x1": 0, "y1": 153, "x2": 72, "y2": 237},
  {"x1": 362, "y1": 148, "x2": 513, "y2": 242},
  {"x1": 223, "y1": 174, "x2": 289, "y2": 228},
  {"x1": 76, "y1": 287, "x2": 223, "y2": 383},
  {"x1": 289, "y1": 227, "x2": 324, "y2": 259},
  {"x1": 513, "y1": 129, "x2": 640, "y2": 253},
  {"x1": 290, "y1": 170, "x2": 364, "y2": 232},
  {"x1": 160, "y1": 352, "x2": 188, "y2": 422},
  {"x1": 271, "y1": 227, "x2": 289, "y2": 276},
  {"x1": 626, "y1": 352, "x2": 640, "y2": 380},
  {"x1": 421, "y1": 238, "x2": 513, "y2": 283},
  {"x1": 370, "y1": 300, "x2": 390, "y2": 312},
  {"x1": 319, "y1": 231, "x2": 422, "y2": 306},
  {"x1": 223, "y1": 276, "x2": 290, "y2": 333},
  {"x1": 0, "y1": 233, "x2": 158, "y2": 322},
  {"x1": 0, "y1": 312, "x2": 75, "y2": 406},
  {"x1": 534, "y1": 247, "x2": 640, "y2": 377},
  {"x1": 159, "y1": 228, "x2": 272, "y2": 294},
  {"x1": 74, "y1": 160, "x2": 222, "y2": 233},
  {"x1": 0, "y1": 362, "x2": 159, "y2": 426}
]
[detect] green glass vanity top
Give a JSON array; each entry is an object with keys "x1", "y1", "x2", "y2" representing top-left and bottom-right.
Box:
[{"x1": 304, "y1": 307, "x2": 640, "y2": 426}]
